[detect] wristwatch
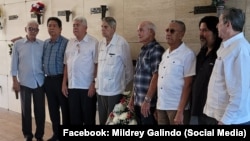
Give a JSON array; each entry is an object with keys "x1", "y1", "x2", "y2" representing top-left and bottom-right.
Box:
[{"x1": 144, "y1": 96, "x2": 151, "y2": 103}]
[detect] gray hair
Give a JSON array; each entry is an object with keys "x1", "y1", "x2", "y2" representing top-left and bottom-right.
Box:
[
  {"x1": 26, "y1": 20, "x2": 39, "y2": 27},
  {"x1": 171, "y1": 20, "x2": 186, "y2": 32},
  {"x1": 145, "y1": 21, "x2": 156, "y2": 33},
  {"x1": 102, "y1": 17, "x2": 116, "y2": 29},
  {"x1": 222, "y1": 7, "x2": 245, "y2": 32},
  {"x1": 73, "y1": 16, "x2": 87, "y2": 26}
]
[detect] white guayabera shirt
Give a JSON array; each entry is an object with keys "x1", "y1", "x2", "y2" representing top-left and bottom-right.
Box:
[{"x1": 204, "y1": 33, "x2": 250, "y2": 125}]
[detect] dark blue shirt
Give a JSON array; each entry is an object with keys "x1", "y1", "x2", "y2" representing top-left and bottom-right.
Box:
[
  {"x1": 43, "y1": 35, "x2": 68, "y2": 75},
  {"x1": 133, "y1": 40, "x2": 165, "y2": 107}
]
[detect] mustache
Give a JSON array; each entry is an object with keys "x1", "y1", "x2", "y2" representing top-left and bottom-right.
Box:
[{"x1": 200, "y1": 36, "x2": 206, "y2": 40}]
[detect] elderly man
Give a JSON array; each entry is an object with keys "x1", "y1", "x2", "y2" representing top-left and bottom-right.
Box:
[
  {"x1": 128, "y1": 21, "x2": 165, "y2": 125},
  {"x1": 157, "y1": 20, "x2": 196, "y2": 125},
  {"x1": 62, "y1": 16, "x2": 98, "y2": 125},
  {"x1": 203, "y1": 7, "x2": 250, "y2": 125},
  {"x1": 96, "y1": 17, "x2": 134, "y2": 125},
  {"x1": 11, "y1": 20, "x2": 45, "y2": 141}
]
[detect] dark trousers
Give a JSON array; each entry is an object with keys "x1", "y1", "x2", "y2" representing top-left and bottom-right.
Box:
[
  {"x1": 134, "y1": 105, "x2": 157, "y2": 125},
  {"x1": 44, "y1": 76, "x2": 70, "y2": 138},
  {"x1": 201, "y1": 114, "x2": 219, "y2": 125},
  {"x1": 202, "y1": 114, "x2": 250, "y2": 125},
  {"x1": 97, "y1": 94, "x2": 122, "y2": 125},
  {"x1": 20, "y1": 85, "x2": 45, "y2": 139},
  {"x1": 68, "y1": 89, "x2": 97, "y2": 125}
]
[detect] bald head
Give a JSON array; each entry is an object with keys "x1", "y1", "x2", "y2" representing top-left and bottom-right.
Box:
[
  {"x1": 137, "y1": 21, "x2": 156, "y2": 45},
  {"x1": 140, "y1": 21, "x2": 156, "y2": 34}
]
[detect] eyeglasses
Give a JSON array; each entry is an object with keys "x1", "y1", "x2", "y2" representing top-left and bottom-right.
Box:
[
  {"x1": 28, "y1": 27, "x2": 39, "y2": 32},
  {"x1": 166, "y1": 28, "x2": 178, "y2": 34},
  {"x1": 76, "y1": 44, "x2": 80, "y2": 53}
]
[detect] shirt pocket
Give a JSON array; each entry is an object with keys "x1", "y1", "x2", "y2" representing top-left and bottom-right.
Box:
[
  {"x1": 140, "y1": 57, "x2": 150, "y2": 71},
  {"x1": 213, "y1": 58, "x2": 223, "y2": 75},
  {"x1": 107, "y1": 53, "x2": 117, "y2": 65},
  {"x1": 166, "y1": 60, "x2": 183, "y2": 77},
  {"x1": 79, "y1": 50, "x2": 91, "y2": 62}
]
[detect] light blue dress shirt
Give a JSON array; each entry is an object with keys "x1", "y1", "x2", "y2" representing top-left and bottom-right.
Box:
[{"x1": 11, "y1": 37, "x2": 45, "y2": 89}]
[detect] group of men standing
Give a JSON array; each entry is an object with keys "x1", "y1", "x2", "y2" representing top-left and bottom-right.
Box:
[
  {"x1": 10, "y1": 6, "x2": 250, "y2": 141},
  {"x1": 11, "y1": 15, "x2": 133, "y2": 141}
]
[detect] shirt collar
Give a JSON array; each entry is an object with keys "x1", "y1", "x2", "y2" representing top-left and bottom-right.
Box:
[
  {"x1": 221, "y1": 32, "x2": 244, "y2": 48},
  {"x1": 23, "y1": 36, "x2": 38, "y2": 43},
  {"x1": 167, "y1": 42, "x2": 185, "y2": 54},
  {"x1": 74, "y1": 33, "x2": 89, "y2": 43},
  {"x1": 105, "y1": 33, "x2": 118, "y2": 46},
  {"x1": 142, "y1": 39, "x2": 157, "y2": 50},
  {"x1": 49, "y1": 35, "x2": 62, "y2": 43}
]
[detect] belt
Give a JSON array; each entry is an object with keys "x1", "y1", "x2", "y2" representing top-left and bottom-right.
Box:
[{"x1": 45, "y1": 74, "x2": 63, "y2": 78}]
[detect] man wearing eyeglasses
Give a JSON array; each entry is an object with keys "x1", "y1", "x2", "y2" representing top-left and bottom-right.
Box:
[
  {"x1": 11, "y1": 20, "x2": 45, "y2": 141},
  {"x1": 156, "y1": 20, "x2": 196, "y2": 125}
]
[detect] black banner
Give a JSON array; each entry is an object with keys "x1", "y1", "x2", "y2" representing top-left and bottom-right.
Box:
[{"x1": 59, "y1": 125, "x2": 250, "y2": 140}]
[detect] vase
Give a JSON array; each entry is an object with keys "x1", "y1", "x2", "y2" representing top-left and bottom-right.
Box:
[{"x1": 216, "y1": 5, "x2": 224, "y2": 17}]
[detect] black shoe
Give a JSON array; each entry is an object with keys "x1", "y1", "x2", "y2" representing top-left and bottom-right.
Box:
[
  {"x1": 37, "y1": 138, "x2": 44, "y2": 141},
  {"x1": 47, "y1": 136, "x2": 59, "y2": 141},
  {"x1": 25, "y1": 137, "x2": 32, "y2": 141}
]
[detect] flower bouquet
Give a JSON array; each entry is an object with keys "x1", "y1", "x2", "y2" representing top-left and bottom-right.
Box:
[
  {"x1": 106, "y1": 91, "x2": 137, "y2": 125},
  {"x1": 30, "y1": 2, "x2": 45, "y2": 24}
]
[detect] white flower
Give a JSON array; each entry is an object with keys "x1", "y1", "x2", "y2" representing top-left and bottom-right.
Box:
[
  {"x1": 123, "y1": 91, "x2": 131, "y2": 96},
  {"x1": 113, "y1": 103, "x2": 126, "y2": 114},
  {"x1": 112, "y1": 115, "x2": 120, "y2": 124},
  {"x1": 128, "y1": 119, "x2": 137, "y2": 125},
  {"x1": 108, "y1": 122, "x2": 115, "y2": 125},
  {"x1": 119, "y1": 112, "x2": 128, "y2": 120},
  {"x1": 106, "y1": 91, "x2": 137, "y2": 125}
]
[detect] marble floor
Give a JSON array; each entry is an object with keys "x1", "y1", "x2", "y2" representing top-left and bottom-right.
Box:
[
  {"x1": 0, "y1": 108, "x2": 53, "y2": 141},
  {"x1": 0, "y1": 107, "x2": 100, "y2": 141}
]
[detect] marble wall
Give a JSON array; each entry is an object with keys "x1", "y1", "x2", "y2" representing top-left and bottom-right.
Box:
[{"x1": 0, "y1": 0, "x2": 249, "y2": 122}]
